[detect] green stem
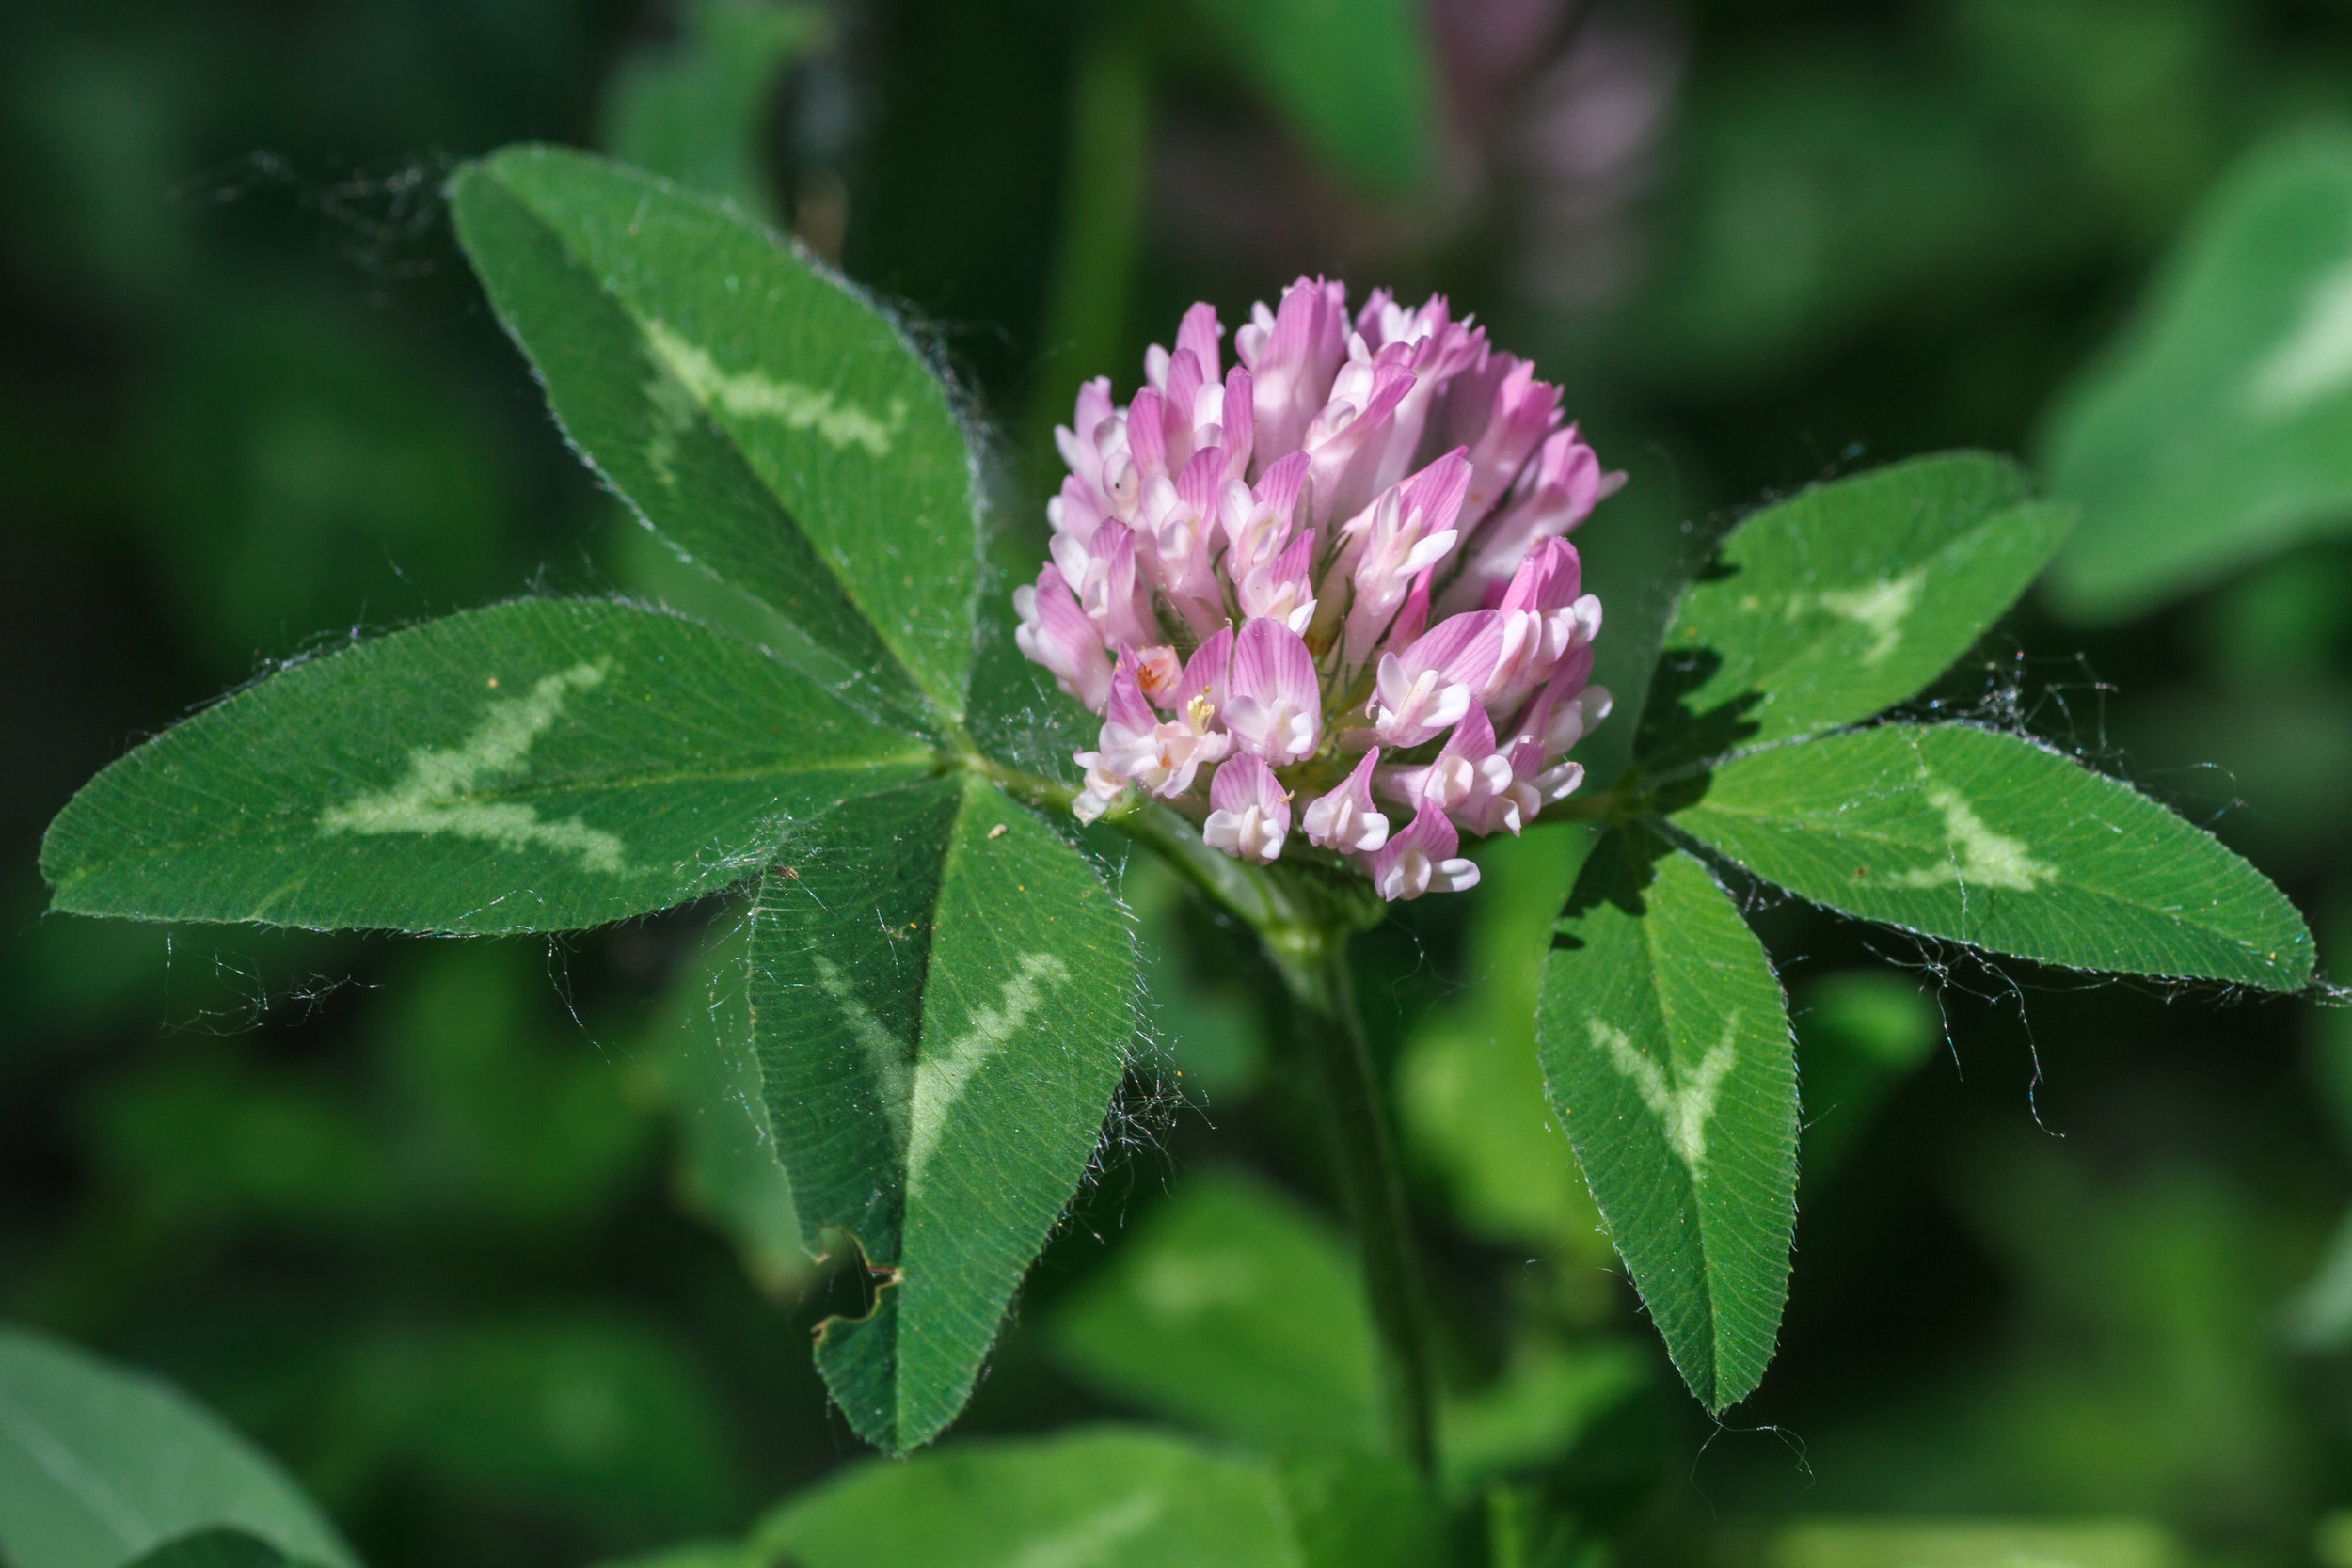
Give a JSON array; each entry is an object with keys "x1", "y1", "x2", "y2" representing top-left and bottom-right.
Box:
[
  {"x1": 1268, "y1": 925, "x2": 1438, "y2": 1478},
  {"x1": 964, "y1": 748, "x2": 1437, "y2": 1474}
]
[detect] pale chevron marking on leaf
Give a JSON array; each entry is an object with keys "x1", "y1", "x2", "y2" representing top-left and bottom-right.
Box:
[
  {"x1": 2247, "y1": 254, "x2": 2352, "y2": 417},
  {"x1": 318, "y1": 660, "x2": 627, "y2": 873},
  {"x1": 1884, "y1": 784, "x2": 2055, "y2": 892},
  {"x1": 1592, "y1": 1015, "x2": 1739, "y2": 1177},
  {"x1": 1002, "y1": 1492, "x2": 1164, "y2": 1568},
  {"x1": 1817, "y1": 566, "x2": 1926, "y2": 665},
  {"x1": 642, "y1": 359, "x2": 703, "y2": 489},
  {"x1": 810, "y1": 952, "x2": 914, "y2": 1150},
  {"x1": 906, "y1": 952, "x2": 1072, "y2": 1195},
  {"x1": 644, "y1": 320, "x2": 903, "y2": 457}
]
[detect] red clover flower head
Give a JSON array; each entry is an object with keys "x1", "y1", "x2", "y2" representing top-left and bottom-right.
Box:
[{"x1": 1012, "y1": 278, "x2": 1622, "y2": 900}]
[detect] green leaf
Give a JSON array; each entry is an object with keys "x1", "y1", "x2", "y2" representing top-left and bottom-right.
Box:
[
  {"x1": 2042, "y1": 127, "x2": 2352, "y2": 620},
  {"x1": 1769, "y1": 1518, "x2": 2183, "y2": 1568},
  {"x1": 122, "y1": 1529, "x2": 327, "y2": 1568},
  {"x1": 1185, "y1": 0, "x2": 1436, "y2": 196},
  {"x1": 748, "y1": 776, "x2": 1133, "y2": 1452},
  {"x1": 753, "y1": 1426, "x2": 1321, "y2": 1568},
  {"x1": 1048, "y1": 1168, "x2": 1382, "y2": 1453},
  {"x1": 40, "y1": 599, "x2": 930, "y2": 934},
  {"x1": 598, "y1": 2, "x2": 830, "y2": 221},
  {"x1": 1639, "y1": 452, "x2": 2070, "y2": 766},
  {"x1": 1671, "y1": 723, "x2": 2315, "y2": 989},
  {"x1": 0, "y1": 1325, "x2": 358, "y2": 1568},
  {"x1": 1535, "y1": 829, "x2": 1799, "y2": 1413},
  {"x1": 447, "y1": 145, "x2": 979, "y2": 726}
]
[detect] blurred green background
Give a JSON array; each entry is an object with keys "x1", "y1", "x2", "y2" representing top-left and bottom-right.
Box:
[{"x1": 9, "y1": 1, "x2": 2352, "y2": 1564}]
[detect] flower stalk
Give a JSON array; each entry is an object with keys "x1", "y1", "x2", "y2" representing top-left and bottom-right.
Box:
[{"x1": 1268, "y1": 921, "x2": 1438, "y2": 1478}]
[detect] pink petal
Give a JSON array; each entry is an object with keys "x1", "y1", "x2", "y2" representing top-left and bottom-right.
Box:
[
  {"x1": 1232, "y1": 617, "x2": 1319, "y2": 715},
  {"x1": 1370, "y1": 798, "x2": 1479, "y2": 901},
  {"x1": 1210, "y1": 749, "x2": 1283, "y2": 815},
  {"x1": 1398, "y1": 448, "x2": 1472, "y2": 539},
  {"x1": 1226, "y1": 617, "x2": 1323, "y2": 764},
  {"x1": 1103, "y1": 648, "x2": 1157, "y2": 735},
  {"x1": 1302, "y1": 748, "x2": 1391, "y2": 854},
  {"x1": 1383, "y1": 566, "x2": 1432, "y2": 654},
  {"x1": 1011, "y1": 562, "x2": 1113, "y2": 712},
  {"x1": 1404, "y1": 610, "x2": 1504, "y2": 691},
  {"x1": 1248, "y1": 277, "x2": 1350, "y2": 465},
  {"x1": 1203, "y1": 752, "x2": 1292, "y2": 864},
  {"x1": 1218, "y1": 365, "x2": 1255, "y2": 483},
  {"x1": 1174, "y1": 626, "x2": 1233, "y2": 716},
  {"x1": 1176, "y1": 301, "x2": 1223, "y2": 382},
  {"x1": 1094, "y1": 522, "x2": 1161, "y2": 652},
  {"x1": 1499, "y1": 537, "x2": 1581, "y2": 615},
  {"x1": 1175, "y1": 446, "x2": 1223, "y2": 518},
  {"x1": 1253, "y1": 451, "x2": 1310, "y2": 534},
  {"x1": 1127, "y1": 388, "x2": 1168, "y2": 480}
]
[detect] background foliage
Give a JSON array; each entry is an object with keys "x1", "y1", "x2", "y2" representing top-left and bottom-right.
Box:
[{"x1": 8, "y1": 0, "x2": 2352, "y2": 1564}]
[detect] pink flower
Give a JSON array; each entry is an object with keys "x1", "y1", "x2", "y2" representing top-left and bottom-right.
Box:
[
  {"x1": 1333, "y1": 451, "x2": 1471, "y2": 669},
  {"x1": 1237, "y1": 528, "x2": 1318, "y2": 633},
  {"x1": 1074, "y1": 648, "x2": 1231, "y2": 806},
  {"x1": 1018, "y1": 281, "x2": 1622, "y2": 898},
  {"x1": 1127, "y1": 645, "x2": 1178, "y2": 705},
  {"x1": 1052, "y1": 519, "x2": 1157, "y2": 653},
  {"x1": 1302, "y1": 748, "x2": 1391, "y2": 854},
  {"x1": 1372, "y1": 611, "x2": 1502, "y2": 749},
  {"x1": 1368, "y1": 799, "x2": 1481, "y2": 901},
  {"x1": 1237, "y1": 278, "x2": 1348, "y2": 463},
  {"x1": 1225, "y1": 618, "x2": 1321, "y2": 765},
  {"x1": 1440, "y1": 425, "x2": 1620, "y2": 616},
  {"x1": 1071, "y1": 762, "x2": 1129, "y2": 826},
  {"x1": 1203, "y1": 752, "x2": 1292, "y2": 864},
  {"x1": 1302, "y1": 355, "x2": 1417, "y2": 533},
  {"x1": 1380, "y1": 705, "x2": 1517, "y2": 831},
  {"x1": 1464, "y1": 658, "x2": 1612, "y2": 837},
  {"x1": 1483, "y1": 538, "x2": 1603, "y2": 711},
  {"x1": 1073, "y1": 652, "x2": 1159, "y2": 783},
  {"x1": 1448, "y1": 354, "x2": 1562, "y2": 531},
  {"x1": 1012, "y1": 563, "x2": 1112, "y2": 711}
]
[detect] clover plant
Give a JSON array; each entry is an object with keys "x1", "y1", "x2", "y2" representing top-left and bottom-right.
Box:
[{"x1": 39, "y1": 146, "x2": 2312, "y2": 1476}]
